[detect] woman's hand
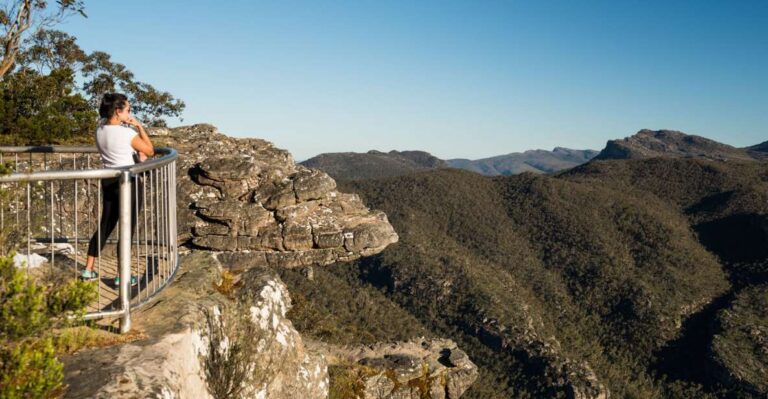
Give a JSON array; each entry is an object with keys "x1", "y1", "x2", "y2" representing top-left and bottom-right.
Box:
[
  {"x1": 129, "y1": 116, "x2": 155, "y2": 157},
  {"x1": 125, "y1": 116, "x2": 142, "y2": 128}
]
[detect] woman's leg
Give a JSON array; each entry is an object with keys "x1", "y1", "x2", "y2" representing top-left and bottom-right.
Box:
[
  {"x1": 116, "y1": 179, "x2": 144, "y2": 265},
  {"x1": 84, "y1": 178, "x2": 120, "y2": 272}
]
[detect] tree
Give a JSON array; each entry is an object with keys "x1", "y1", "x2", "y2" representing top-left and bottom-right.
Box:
[
  {"x1": 80, "y1": 50, "x2": 185, "y2": 126},
  {"x1": 0, "y1": 3, "x2": 185, "y2": 144},
  {"x1": 19, "y1": 28, "x2": 86, "y2": 72},
  {"x1": 0, "y1": 0, "x2": 86, "y2": 78},
  {"x1": 18, "y1": 29, "x2": 186, "y2": 127},
  {"x1": 0, "y1": 65, "x2": 93, "y2": 144}
]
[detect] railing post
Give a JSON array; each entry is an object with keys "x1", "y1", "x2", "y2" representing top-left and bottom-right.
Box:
[{"x1": 119, "y1": 170, "x2": 132, "y2": 333}]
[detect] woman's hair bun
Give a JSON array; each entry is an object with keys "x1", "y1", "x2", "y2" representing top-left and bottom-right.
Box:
[{"x1": 99, "y1": 93, "x2": 129, "y2": 119}]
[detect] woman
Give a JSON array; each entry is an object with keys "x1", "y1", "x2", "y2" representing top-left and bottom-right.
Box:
[{"x1": 80, "y1": 93, "x2": 154, "y2": 286}]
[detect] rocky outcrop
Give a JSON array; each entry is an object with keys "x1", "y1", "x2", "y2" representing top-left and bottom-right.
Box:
[
  {"x1": 317, "y1": 338, "x2": 478, "y2": 399},
  {"x1": 593, "y1": 129, "x2": 760, "y2": 162},
  {"x1": 62, "y1": 251, "x2": 329, "y2": 399},
  {"x1": 149, "y1": 124, "x2": 398, "y2": 269},
  {"x1": 710, "y1": 284, "x2": 768, "y2": 396}
]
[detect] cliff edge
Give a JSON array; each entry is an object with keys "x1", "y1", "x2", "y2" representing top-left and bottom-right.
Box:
[{"x1": 150, "y1": 124, "x2": 399, "y2": 268}]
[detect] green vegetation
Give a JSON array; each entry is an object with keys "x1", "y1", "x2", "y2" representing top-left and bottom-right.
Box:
[
  {"x1": 0, "y1": 253, "x2": 97, "y2": 398},
  {"x1": 278, "y1": 263, "x2": 430, "y2": 345},
  {"x1": 711, "y1": 284, "x2": 768, "y2": 396},
  {"x1": 201, "y1": 302, "x2": 262, "y2": 399},
  {"x1": 328, "y1": 362, "x2": 448, "y2": 399},
  {"x1": 0, "y1": 1, "x2": 184, "y2": 145},
  {"x1": 328, "y1": 364, "x2": 378, "y2": 399},
  {"x1": 0, "y1": 157, "x2": 103, "y2": 398},
  {"x1": 284, "y1": 157, "x2": 768, "y2": 398}
]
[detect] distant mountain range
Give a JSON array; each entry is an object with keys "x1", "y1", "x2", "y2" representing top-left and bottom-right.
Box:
[
  {"x1": 301, "y1": 147, "x2": 599, "y2": 179},
  {"x1": 446, "y1": 147, "x2": 599, "y2": 176},
  {"x1": 301, "y1": 129, "x2": 766, "y2": 181},
  {"x1": 300, "y1": 150, "x2": 448, "y2": 180},
  {"x1": 747, "y1": 140, "x2": 768, "y2": 154}
]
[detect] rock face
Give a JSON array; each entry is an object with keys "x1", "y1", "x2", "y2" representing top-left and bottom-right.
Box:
[
  {"x1": 149, "y1": 124, "x2": 398, "y2": 268},
  {"x1": 62, "y1": 251, "x2": 329, "y2": 399},
  {"x1": 319, "y1": 338, "x2": 478, "y2": 399},
  {"x1": 56, "y1": 126, "x2": 479, "y2": 398},
  {"x1": 62, "y1": 251, "x2": 477, "y2": 398},
  {"x1": 593, "y1": 129, "x2": 760, "y2": 161}
]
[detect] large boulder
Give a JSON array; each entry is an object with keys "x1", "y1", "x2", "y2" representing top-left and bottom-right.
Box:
[{"x1": 149, "y1": 124, "x2": 399, "y2": 269}]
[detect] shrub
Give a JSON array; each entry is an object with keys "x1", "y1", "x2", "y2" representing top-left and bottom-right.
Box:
[
  {"x1": 0, "y1": 255, "x2": 49, "y2": 340},
  {"x1": 0, "y1": 254, "x2": 96, "y2": 398},
  {"x1": 202, "y1": 303, "x2": 262, "y2": 399},
  {"x1": 0, "y1": 337, "x2": 64, "y2": 399}
]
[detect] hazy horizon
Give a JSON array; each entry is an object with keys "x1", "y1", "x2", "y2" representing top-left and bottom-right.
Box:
[{"x1": 63, "y1": 1, "x2": 768, "y2": 161}]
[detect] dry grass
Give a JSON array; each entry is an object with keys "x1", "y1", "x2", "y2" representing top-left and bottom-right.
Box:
[{"x1": 52, "y1": 326, "x2": 146, "y2": 355}]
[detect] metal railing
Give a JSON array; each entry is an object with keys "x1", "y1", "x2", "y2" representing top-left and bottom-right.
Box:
[{"x1": 0, "y1": 146, "x2": 178, "y2": 333}]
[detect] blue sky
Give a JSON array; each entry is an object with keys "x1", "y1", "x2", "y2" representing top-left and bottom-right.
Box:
[{"x1": 62, "y1": 1, "x2": 768, "y2": 161}]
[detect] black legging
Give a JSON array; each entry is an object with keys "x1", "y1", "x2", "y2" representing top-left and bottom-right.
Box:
[{"x1": 86, "y1": 176, "x2": 143, "y2": 258}]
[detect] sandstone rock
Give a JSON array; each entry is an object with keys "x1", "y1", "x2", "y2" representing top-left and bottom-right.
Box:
[
  {"x1": 292, "y1": 168, "x2": 336, "y2": 202},
  {"x1": 62, "y1": 251, "x2": 329, "y2": 399},
  {"x1": 61, "y1": 250, "x2": 476, "y2": 398},
  {"x1": 318, "y1": 337, "x2": 478, "y2": 399},
  {"x1": 150, "y1": 124, "x2": 398, "y2": 269}
]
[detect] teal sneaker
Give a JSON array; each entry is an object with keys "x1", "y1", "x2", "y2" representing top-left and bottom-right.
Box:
[
  {"x1": 80, "y1": 269, "x2": 99, "y2": 281},
  {"x1": 114, "y1": 275, "x2": 138, "y2": 287}
]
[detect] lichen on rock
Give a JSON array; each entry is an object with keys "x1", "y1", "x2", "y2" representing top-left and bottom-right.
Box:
[
  {"x1": 319, "y1": 337, "x2": 478, "y2": 399},
  {"x1": 61, "y1": 251, "x2": 329, "y2": 399},
  {"x1": 149, "y1": 124, "x2": 399, "y2": 269}
]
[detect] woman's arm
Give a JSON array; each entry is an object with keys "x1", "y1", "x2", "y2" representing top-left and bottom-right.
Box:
[{"x1": 127, "y1": 117, "x2": 155, "y2": 157}]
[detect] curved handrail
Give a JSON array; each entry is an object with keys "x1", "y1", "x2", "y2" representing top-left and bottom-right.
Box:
[
  {"x1": 0, "y1": 145, "x2": 97, "y2": 153},
  {"x1": 0, "y1": 147, "x2": 178, "y2": 181},
  {"x1": 0, "y1": 145, "x2": 179, "y2": 332},
  {"x1": 128, "y1": 148, "x2": 178, "y2": 174}
]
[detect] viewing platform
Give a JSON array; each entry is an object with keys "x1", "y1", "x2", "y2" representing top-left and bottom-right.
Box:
[{"x1": 0, "y1": 146, "x2": 179, "y2": 333}]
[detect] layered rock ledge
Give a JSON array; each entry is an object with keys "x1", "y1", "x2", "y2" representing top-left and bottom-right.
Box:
[{"x1": 150, "y1": 124, "x2": 399, "y2": 268}]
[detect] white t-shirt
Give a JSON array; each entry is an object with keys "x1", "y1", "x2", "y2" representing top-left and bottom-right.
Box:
[{"x1": 95, "y1": 123, "x2": 138, "y2": 168}]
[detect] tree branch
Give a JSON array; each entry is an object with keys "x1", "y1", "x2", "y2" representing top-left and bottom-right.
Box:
[{"x1": 0, "y1": 0, "x2": 31, "y2": 78}]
